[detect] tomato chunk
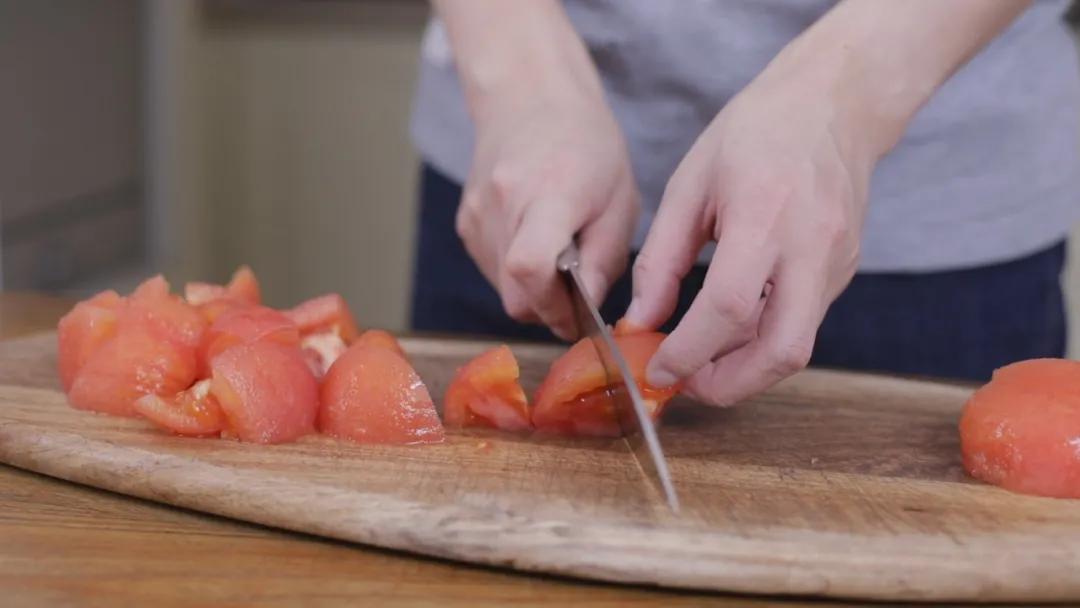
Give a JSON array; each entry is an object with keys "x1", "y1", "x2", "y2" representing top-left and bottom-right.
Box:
[
  {"x1": 184, "y1": 265, "x2": 262, "y2": 307},
  {"x1": 444, "y1": 345, "x2": 530, "y2": 432},
  {"x1": 532, "y1": 332, "x2": 680, "y2": 437},
  {"x1": 67, "y1": 322, "x2": 198, "y2": 417},
  {"x1": 210, "y1": 340, "x2": 319, "y2": 444},
  {"x1": 123, "y1": 275, "x2": 206, "y2": 350},
  {"x1": 320, "y1": 343, "x2": 444, "y2": 444},
  {"x1": 354, "y1": 329, "x2": 406, "y2": 358},
  {"x1": 285, "y1": 294, "x2": 359, "y2": 343},
  {"x1": 198, "y1": 305, "x2": 299, "y2": 377},
  {"x1": 57, "y1": 289, "x2": 123, "y2": 391},
  {"x1": 134, "y1": 379, "x2": 225, "y2": 437},
  {"x1": 960, "y1": 359, "x2": 1080, "y2": 498}
]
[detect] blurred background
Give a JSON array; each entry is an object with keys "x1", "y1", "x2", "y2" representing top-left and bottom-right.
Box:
[{"x1": 3, "y1": 1, "x2": 1080, "y2": 349}]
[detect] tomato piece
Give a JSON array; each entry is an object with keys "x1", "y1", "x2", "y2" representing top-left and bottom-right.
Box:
[
  {"x1": 320, "y1": 343, "x2": 444, "y2": 444},
  {"x1": 532, "y1": 332, "x2": 680, "y2": 437},
  {"x1": 613, "y1": 317, "x2": 649, "y2": 337},
  {"x1": 198, "y1": 305, "x2": 299, "y2": 377},
  {"x1": 134, "y1": 379, "x2": 225, "y2": 437},
  {"x1": 184, "y1": 265, "x2": 262, "y2": 307},
  {"x1": 444, "y1": 345, "x2": 530, "y2": 432},
  {"x1": 285, "y1": 294, "x2": 360, "y2": 343},
  {"x1": 354, "y1": 329, "x2": 406, "y2": 358},
  {"x1": 960, "y1": 359, "x2": 1080, "y2": 498},
  {"x1": 209, "y1": 340, "x2": 319, "y2": 444},
  {"x1": 123, "y1": 275, "x2": 206, "y2": 350},
  {"x1": 57, "y1": 290, "x2": 123, "y2": 391},
  {"x1": 67, "y1": 322, "x2": 198, "y2": 417}
]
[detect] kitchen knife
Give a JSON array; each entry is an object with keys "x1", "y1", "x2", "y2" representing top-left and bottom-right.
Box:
[{"x1": 556, "y1": 242, "x2": 680, "y2": 512}]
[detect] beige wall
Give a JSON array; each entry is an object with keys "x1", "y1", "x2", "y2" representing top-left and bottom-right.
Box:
[{"x1": 151, "y1": 2, "x2": 428, "y2": 330}]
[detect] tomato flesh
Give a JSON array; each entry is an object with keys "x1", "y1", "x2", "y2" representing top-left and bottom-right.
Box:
[
  {"x1": 57, "y1": 289, "x2": 123, "y2": 391},
  {"x1": 134, "y1": 379, "x2": 225, "y2": 436},
  {"x1": 320, "y1": 342, "x2": 444, "y2": 444},
  {"x1": 198, "y1": 305, "x2": 299, "y2": 377},
  {"x1": 210, "y1": 340, "x2": 319, "y2": 444},
  {"x1": 286, "y1": 294, "x2": 360, "y2": 343},
  {"x1": 354, "y1": 329, "x2": 406, "y2": 358},
  {"x1": 960, "y1": 359, "x2": 1080, "y2": 498},
  {"x1": 532, "y1": 332, "x2": 679, "y2": 437},
  {"x1": 67, "y1": 322, "x2": 198, "y2": 417},
  {"x1": 444, "y1": 345, "x2": 530, "y2": 432}
]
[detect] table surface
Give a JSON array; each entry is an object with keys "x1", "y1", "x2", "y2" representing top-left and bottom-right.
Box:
[{"x1": 0, "y1": 292, "x2": 913, "y2": 607}]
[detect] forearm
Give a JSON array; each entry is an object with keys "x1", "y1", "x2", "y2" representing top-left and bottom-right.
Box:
[
  {"x1": 758, "y1": 0, "x2": 1032, "y2": 160},
  {"x1": 430, "y1": 0, "x2": 603, "y2": 119}
]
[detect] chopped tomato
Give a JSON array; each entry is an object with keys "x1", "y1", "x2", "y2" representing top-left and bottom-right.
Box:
[
  {"x1": 194, "y1": 297, "x2": 247, "y2": 325},
  {"x1": 285, "y1": 294, "x2": 359, "y2": 343},
  {"x1": 354, "y1": 329, "x2": 406, "y2": 358},
  {"x1": 198, "y1": 305, "x2": 299, "y2": 377},
  {"x1": 300, "y1": 331, "x2": 348, "y2": 379},
  {"x1": 444, "y1": 345, "x2": 530, "y2": 432},
  {"x1": 532, "y1": 332, "x2": 680, "y2": 437},
  {"x1": 210, "y1": 340, "x2": 319, "y2": 444},
  {"x1": 613, "y1": 317, "x2": 649, "y2": 336},
  {"x1": 134, "y1": 379, "x2": 225, "y2": 437},
  {"x1": 184, "y1": 265, "x2": 262, "y2": 307},
  {"x1": 320, "y1": 343, "x2": 444, "y2": 444},
  {"x1": 960, "y1": 359, "x2": 1080, "y2": 498},
  {"x1": 67, "y1": 322, "x2": 198, "y2": 417},
  {"x1": 122, "y1": 275, "x2": 206, "y2": 350},
  {"x1": 57, "y1": 289, "x2": 123, "y2": 391}
]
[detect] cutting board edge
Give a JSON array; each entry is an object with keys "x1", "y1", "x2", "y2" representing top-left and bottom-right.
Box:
[{"x1": 3, "y1": 415, "x2": 1079, "y2": 603}]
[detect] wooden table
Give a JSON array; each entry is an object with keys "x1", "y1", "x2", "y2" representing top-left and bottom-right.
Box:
[{"x1": 0, "y1": 293, "x2": 904, "y2": 607}]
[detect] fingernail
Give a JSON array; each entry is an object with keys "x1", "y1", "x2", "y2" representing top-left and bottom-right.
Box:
[
  {"x1": 646, "y1": 364, "x2": 679, "y2": 389},
  {"x1": 625, "y1": 299, "x2": 643, "y2": 323}
]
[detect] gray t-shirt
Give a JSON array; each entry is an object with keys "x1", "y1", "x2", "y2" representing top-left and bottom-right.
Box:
[{"x1": 410, "y1": 0, "x2": 1080, "y2": 272}]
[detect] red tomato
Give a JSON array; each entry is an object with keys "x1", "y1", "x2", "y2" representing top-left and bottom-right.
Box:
[
  {"x1": 354, "y1": 329, "x2": 406, "y2": 358},
  {"x1": 285, "y1": 294, "x2": 360, "y2": 344},
  {"x1": 613, "y1": 317, "x2": 648, "y2": 337},
  {"x1": 57, "y1": 289, "x2": 123, "y2": 391},
  {"x1": 444, "y1": 345, "x2": 531, "y2": 432},
  {"x1": 210, "y1": 340, "x2": 319, "y2": 444},
  {"x1": 184, "y1": 265, "x2": 262, "y2": 307},
  {"x1": 960, "y1": 359, "x2": 1080, "y2": 498},
  {"x1": 123, "y1": 275, "x2": 206, "y2": 350},
  {"x1": 134, "y1": 379, "x2": 225, "y2": 437},
  {"x1": 67, "y1": 322, "x2": 198, "y2": 417},
  {"x1": 198, "y1": 305, "x2": 300, "y2": 377},
  {"x1": 320, "y1": 343, "x2": 445, "y2": 444},
  {"x1": 532, "y1": 332, "x2": 680, "y2": 437}
]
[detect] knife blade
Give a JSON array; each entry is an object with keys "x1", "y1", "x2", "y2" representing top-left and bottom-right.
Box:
[{"x1": 556, "y1": 242, "x2": 680, "y2": 512}]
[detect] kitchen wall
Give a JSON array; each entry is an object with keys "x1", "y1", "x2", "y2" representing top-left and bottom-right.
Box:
[
  {"x1": 149, "y1": 1, "x2": 428, "y2": 330},
  {"x1": 151, "y1": 1, "x2": 1080, "y2": 354}
]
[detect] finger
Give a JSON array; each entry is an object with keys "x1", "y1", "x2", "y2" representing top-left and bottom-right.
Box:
[
  {"x1": 625, "y1": 165, "x2": 711, "y2": 330},
  {"x1": 578, "y1": 179, "x2": 639, "y2": 306},
  {"x1": 503, "y1": 199, "x2": 583, "y2": 340},
  {"x1": 645, "y1": 227, "x2": 776, "y2": 388},
  {"x1": 684, "y1": 258, "x2": 826, "y2": 407}
]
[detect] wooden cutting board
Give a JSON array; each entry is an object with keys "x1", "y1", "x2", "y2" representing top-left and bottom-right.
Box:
[{"x1": 1, "y1": 333, "x2": 1078, "y2": 603}]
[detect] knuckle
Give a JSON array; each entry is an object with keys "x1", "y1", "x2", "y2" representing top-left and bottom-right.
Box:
[
  {"x1": 500, "y1": 290, "x2": 532, "y2": 322},
  {"x1": 703, "y1": 288, "x2": 757, "y2": 325},
  {"x1": 504, "y1": 250, "x2": 547, "y2": 284},
  {"x1": 489, "y1": 163, "x2": 523, "y2": 204},
  {"x1": 768, "y1": 335, "x2": 814, "y2": 377}
]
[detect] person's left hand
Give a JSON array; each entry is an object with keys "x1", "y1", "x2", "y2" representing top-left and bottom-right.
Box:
[{"x1": 624, "y1": 68, "x2": 879, "y2": 407}]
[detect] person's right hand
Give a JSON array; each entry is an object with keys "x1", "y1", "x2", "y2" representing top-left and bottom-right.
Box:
[{"x1": 456, "y1": 84, "x2": 640, "y2": 340}]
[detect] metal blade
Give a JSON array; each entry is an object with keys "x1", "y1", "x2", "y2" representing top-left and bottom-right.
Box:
[{"x1": 556, "y1": 243, "x2": 680, "y2": 512}]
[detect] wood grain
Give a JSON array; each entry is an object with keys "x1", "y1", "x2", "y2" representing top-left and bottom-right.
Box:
[{"x1": 2, "y1": 333, "x2": 1078, "y2": 603}]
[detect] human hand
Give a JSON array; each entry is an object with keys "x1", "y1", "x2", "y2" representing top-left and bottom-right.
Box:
[
  {"x1": 456, "y1": 84, "x2": 639, "y2": 340},
  {"x1": 625, "y1": 69, "x2": 875, "y2": 406}
]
